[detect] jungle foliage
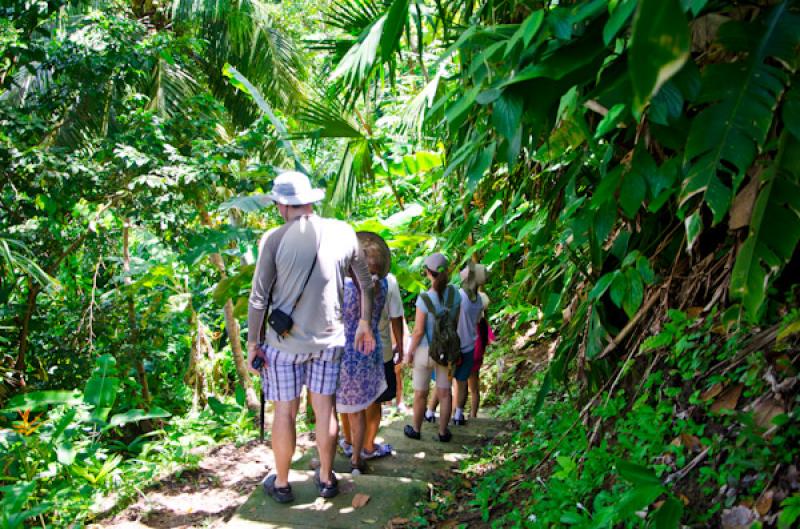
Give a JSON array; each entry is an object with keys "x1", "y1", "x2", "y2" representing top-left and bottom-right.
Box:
[{"x1": 2, "y1": 0, "x2": 800, "y2": 527}]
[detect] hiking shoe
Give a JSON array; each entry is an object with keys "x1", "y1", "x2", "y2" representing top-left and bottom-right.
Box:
[
  {"x1": 403, "y1": 425, "x2": 421, "y2": 440},
  {"x1": 436, "y1": 429, "x2": 452, "y2": 443},
  {"x1": 350, "y1": 458, "x2": 367, "y2": 475},
  {"x1": 263, "y1": 474, "x2": 294, "y2": 503},
  {"x1": 314, "y1": 469, "x2": 339, "y2": 499},
  {"x1": 453, "y1": 416, "x2": 467, "y2": 426},
  {"x1": 424, "y1": 413, "x2": 436, "y2": 423}
]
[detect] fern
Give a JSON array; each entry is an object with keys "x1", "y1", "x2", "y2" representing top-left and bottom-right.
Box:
[{"x1": 680, "y1": 2, "x2": 800, "y2": 225}]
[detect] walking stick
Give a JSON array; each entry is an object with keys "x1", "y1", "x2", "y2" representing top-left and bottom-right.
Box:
[{"x1": 259, "y1": 385, "x2": 265, "y2": 443}]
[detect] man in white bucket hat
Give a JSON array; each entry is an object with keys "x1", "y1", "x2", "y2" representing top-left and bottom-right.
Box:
[{"x1": 247, "y1": 170, "x2": 376, "y2": 502}]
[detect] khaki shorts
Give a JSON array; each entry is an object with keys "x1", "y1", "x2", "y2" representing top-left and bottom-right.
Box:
[{"x1": 411, "y1": 341, "x2": 451, "y2": 391}]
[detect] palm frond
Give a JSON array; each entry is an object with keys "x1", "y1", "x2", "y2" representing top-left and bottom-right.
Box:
[
  {"x1": 172, "y1": 0, "x2": 307, "y2": 126},
  {"x1": 296, "y1": 99, "x2": 365, "y2": 138},
  {"x1": 329, "y1": 139, "x2": 373, "y2": 212},
  {"x1": 146, "y1": 57, "x2": 201, "y2": 118}
]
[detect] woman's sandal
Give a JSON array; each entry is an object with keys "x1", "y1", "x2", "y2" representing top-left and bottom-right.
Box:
[
  {"x1": 338, "y1": 437, "x2": 353, "y2": 457},
  {"x1": 361, "y1": 443, "x2": 393, "y2": 460}
]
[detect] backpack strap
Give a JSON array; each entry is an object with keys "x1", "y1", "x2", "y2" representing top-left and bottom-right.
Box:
[
  {"x1": 444, "y1": 285, "x2": 458, "y2": 320},
  {"x1": 419, "y1": 292, "x2": 436, "y2": 314}
]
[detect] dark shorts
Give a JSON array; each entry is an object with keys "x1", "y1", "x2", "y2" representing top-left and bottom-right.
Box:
[
  {"x1": 377, "y1": 360, "x2": 397, "y2": 403},
  {"x1": 453, "y1": 350, "x2": 475, "y2": 381}
]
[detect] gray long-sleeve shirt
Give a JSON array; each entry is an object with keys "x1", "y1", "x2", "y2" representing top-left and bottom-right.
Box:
[{"x1": 247, "y1": 214, "x2": 373, "y2": 354}]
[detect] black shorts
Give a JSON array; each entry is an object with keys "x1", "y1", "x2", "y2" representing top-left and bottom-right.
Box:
[{"x1": 376, "y1": 360, "x2": 397, "y2": 403}]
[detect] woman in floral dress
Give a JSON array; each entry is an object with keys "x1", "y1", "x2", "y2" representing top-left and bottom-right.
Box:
[{"x1": 337, "y1": 232, "x2": 389, "y2": 473}]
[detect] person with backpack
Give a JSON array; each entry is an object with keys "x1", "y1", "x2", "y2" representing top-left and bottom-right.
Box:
[
  {"x1": 452, "y1": 262, "x2": 488, "y2": 425},
  {"x1": 403, "y1": 253, "x2": 461, "y2": 442},
  {"x1": 246, "y1": 171, "x2": 375, "y2": 503},
  {"x1": 336, "y1": 232, "x2": 390, "y2": 474}
]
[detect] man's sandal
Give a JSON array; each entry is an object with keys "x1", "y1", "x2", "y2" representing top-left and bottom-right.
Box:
[
  {"x1": 263, "y1": 474, "x2": 294, "y2": 503},
  {"x1": 314, "y1": 468, "x2": 339, "y2": 499}
]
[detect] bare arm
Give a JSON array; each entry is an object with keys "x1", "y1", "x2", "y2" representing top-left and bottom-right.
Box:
[
  {"x1": 404, "y1": 306, "x2": 426, "y2": 365},
  {"x1": 350, "y1": 249, "x2": 375, "y2": 354},
  {"x1": 390, "y1": 317, "x2": 404, "y2": 358}
]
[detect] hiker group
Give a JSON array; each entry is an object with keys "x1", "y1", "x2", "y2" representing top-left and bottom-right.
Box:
[{"x1": 246, "y1": 171, "x2": 493, "y2": 503}]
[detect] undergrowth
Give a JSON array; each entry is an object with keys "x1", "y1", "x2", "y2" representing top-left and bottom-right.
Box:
[{"x1": 414, "y1": 309, "x2": 800, "y2": 528}]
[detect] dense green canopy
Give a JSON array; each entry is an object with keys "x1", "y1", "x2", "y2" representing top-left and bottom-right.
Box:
[{"x1": 1, "y1": 0, "x2": 799, "y2": 526}]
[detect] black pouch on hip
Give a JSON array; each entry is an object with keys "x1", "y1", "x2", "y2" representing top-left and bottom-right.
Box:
[{"x1": 267, "y1": 309, "x2": 293, "y2": 338}]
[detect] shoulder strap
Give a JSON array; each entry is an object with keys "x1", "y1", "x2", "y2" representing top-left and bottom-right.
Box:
[
  {"x1": 444, "y1": 285, "x2": 457, "y2": 312},
  {"x1": 420, "y1": 292, "x2": 436, "y2": 314},
  {"x1": 288, "y1": 220, "x2": 322, "y2": 316}
]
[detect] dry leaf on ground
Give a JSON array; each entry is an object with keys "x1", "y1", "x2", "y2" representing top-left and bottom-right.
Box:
[
  {"x1": 754, "y1": 399, "x2": 784, "y2": 429},
  {"x1": 711, "y1": 384, "x2": 743, "y2": 413},
  {"x1": 755, "y1": 490, "x2": 774, "y2": 516},
  {"x1": 701, "y1": 383, "x2": 723, "y2": 401},
  {"x1": 352, "y1": 493, "x2": 371, "y2": 509}
]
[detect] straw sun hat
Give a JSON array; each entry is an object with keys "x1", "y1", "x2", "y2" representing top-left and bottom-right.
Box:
[{"x1": 357, "y1": 231, "x2": 391, "y2": 278}]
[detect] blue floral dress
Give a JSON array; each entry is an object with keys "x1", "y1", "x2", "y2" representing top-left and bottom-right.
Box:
[{"x1": 336, "y1": 277, "x2": 388, "y2": 413}]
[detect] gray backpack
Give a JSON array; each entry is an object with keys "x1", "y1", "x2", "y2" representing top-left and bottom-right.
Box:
[{"x1": 421, "y1": 285, "x2": 461, "y2": 367}]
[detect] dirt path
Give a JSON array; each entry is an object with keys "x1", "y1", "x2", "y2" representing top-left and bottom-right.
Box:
[{"x1": 94, "y1": 438, "x2": 302, "y2": 529}]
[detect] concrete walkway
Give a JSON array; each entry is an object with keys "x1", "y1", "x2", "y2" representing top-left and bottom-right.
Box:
[{"x1": 227, "y1": 412, "x2": 505, "y2": 528}]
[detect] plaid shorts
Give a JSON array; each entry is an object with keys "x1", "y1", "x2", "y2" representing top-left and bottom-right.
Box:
[{"x1": 259, "y1": 344, "x2": 343, "y2": 402}]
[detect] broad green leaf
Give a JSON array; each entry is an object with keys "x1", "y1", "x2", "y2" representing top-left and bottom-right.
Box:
[
  {"x1": 445, "y1": 85, "x2": 481, "y2": 132},
  {"x1": 379, "y1": 0, "x2": 410, "y2": 62},
  {"x1": 213, "y1": 265, "x2": 255, "y2": 306},
  {"x1": 654, "y1": 496, "x2": 684, "y2": 529},
  {"x1": 623, "y1": 268, "x2": 644, "y2": 317},
  {"x1": 492, "y1": 93, "x2": 524, "y2": 142},
  {"x1": 616, "y1": 459, "x2": 662, "y2": 486},
  {"x1": 610, "y1": 272, "x2": 627, "y2": 309},
  {"x1": 217, "y1": 195, "x2": 270, "y2": 213},
  {"x1": 594, "y1": 103, "x2": 626, "y2": 138},
  {"x1": 504, "y1": 10, "x2": 544, "y2": 57},
  {"x1": 603, "y1": 0, "x2": 637, "y2": 45},
  {"x1": 617, "y1": 484, "x2": 664, "y2": 518},
  {"x1": 619, "y1": 167, "x2": 647, "y2": 218},
  {"x1": 640, "y1": 332, "x2": 673, "y2": 353},
  {"x1": 107, "y1": 407, "x2": 171, "y2": 429},
  {"x1": 684, "y1": 210, "x2": 703, "y2": 253},
  {"x1": 681, "y1": 6, "x2": 799, "y2": 224},
  {"x1": 83, "y1": 354, "x2": 120, "y2": 420},
  {"x1": 730, "y1": 134, "x2": 800, "y2": 320},
  {"x1": 466, "y1": 142, "x2": 495, "y2": 193},
  {"x1": 784, "y1": 85, "x2": 800, "y2": 141},
  {"x1": 628, "y1": 0, "x2": 690, "y2": 114},
  {"x1": 3, "y1": 390, "x2": 82, "y2": 412},
  {"x1": 590, "y1": 272, "x2": 618, "y2": 300}
]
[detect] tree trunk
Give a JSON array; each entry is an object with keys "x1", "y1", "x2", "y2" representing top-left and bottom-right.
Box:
[
  {"x1": 210, "y1": 252, "x2": 260, "y2": 412},
  {"x1": 199, "y1": 208, "x2": 259, "y2": 412},
  {"x1": 185, "y1": 308, "x2": 209, "y2": 409},
  {"x1": 123, "y1": 222, "x2": 151, "y2": 405}
]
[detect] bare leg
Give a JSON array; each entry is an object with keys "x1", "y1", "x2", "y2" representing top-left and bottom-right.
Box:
[
  {"x1": 428, "y1": 391, "x2": 439, "y2": 415},
  {"x1": 468, "y1": 373, "x2": 480, "y2": 418},
  {"x1": 340, "y1": 413, "x2": 352, "y2": 444},
  {"x1": 363, "y1": 402, "x2": 382, "y2": 453},
  {"x1": 455, "y1": 379, "x2": 468, "y2": 412},
  {"x1": 394, "y1": 364, "x2": 404, "y2": 407},
  {"x1": 412, "y1": 389, "x2": 428, "y2": 432},
  {"x1": 347, "y1": 411, "x2": 366, "y2": 468},
  {"x1": 309, "y1": 392, "x2": 337, "y2": 485},
  {"x1": 271, "y1": 399, "x2": 299, "y2": 488},
  {"x1": 436, "y1": 386, "x2": 452, "y2": 436}
]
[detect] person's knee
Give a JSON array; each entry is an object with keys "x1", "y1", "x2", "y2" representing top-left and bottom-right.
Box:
[
  {"x1": 414, "y1": 389, "x2": 429, "y2": 400},
  {"x1": 436, "y1": 387, "x2": 451, "y2": 400}
]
